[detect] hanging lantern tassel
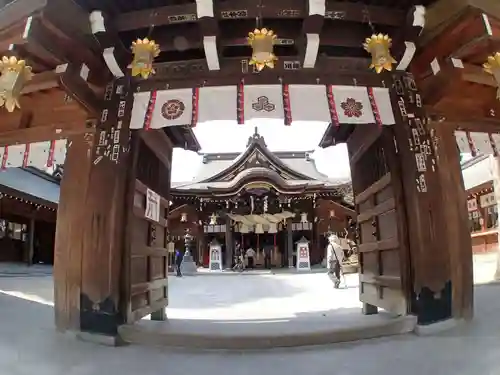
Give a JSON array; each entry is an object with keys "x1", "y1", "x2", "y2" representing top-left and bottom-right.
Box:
[
  {"x1": 0, "y1": 56, "x2": 33, "y2": 112},
  {"x1": 128, "y1": 38, "x2": 160, "y2": 79},
  {"x1": 363, "y1": 34, "x2": 397, "y2": 74},
  {"x1": 483, "y1": 52, "x2": 500, "y2": 100},
  {"x1": 247, "y1": 28, "x2": 278, "y2": 71}
]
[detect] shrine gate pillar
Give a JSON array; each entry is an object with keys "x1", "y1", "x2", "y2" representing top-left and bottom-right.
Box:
[
  {"x1": 431, "y1": 123, "x2": 473, "y2": 320},
  {"x1": 54, "y1": 78, "x2": 135, "y2": 341},
  {"x1": 388, "y1": 73, "x2": 462, "y2": 324}
]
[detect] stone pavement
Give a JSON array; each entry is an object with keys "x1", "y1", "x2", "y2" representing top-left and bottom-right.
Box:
[{"x1": 0, "y1": 272, "x2": 498, "y2": 374}]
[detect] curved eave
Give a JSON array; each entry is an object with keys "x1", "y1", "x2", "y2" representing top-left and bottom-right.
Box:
[
  {"x1": 203, "y1": 141, "x2": 315, "y2": 183},
  {"x1": 164, "y1": 126, "x2": 200, "y2": 152},
  {"x1": 318, "y1": 123, "x2": 357, "y2": 147}
]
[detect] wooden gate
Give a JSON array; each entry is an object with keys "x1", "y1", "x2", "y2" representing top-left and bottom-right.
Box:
[
  {"x1": 347, "y1": 125, "x2": 411, "y2": 315},
  {"x1": 122, "y1": 135, "x2": 171, "y2": 323}
]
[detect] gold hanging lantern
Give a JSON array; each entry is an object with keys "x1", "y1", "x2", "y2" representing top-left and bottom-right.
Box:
[
  {"x1": 363, "y1": 34, "x2": 397, "y2": 74},
  {"x1": 483, "y1": 52, "x2": 500, "y2": 100},
  {"x1": 128, "y1": 38, "x2": 160, "y2": 79},
  {"x1": 247, "y1": 28, "x2": 278, "y2": 72},
  {"x1": 209, "y1": 213, "x2": 218, "y2": 225},
  {"x1": 0, "y1": 56, "x2": 33, "y2": 112}
]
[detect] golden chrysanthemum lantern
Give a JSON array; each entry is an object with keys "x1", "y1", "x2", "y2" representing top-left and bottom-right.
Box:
[
  {"x1": 247, "y1": 28, "x2": 278, "y2": 72},
  {"x1": 128, "y1": 38, "x2": 160, "y2": 79},
  {"x1": 363, "y1": 33, "x2": 397, "y2": 74},
  {"x1": 0, "y1": 56, "x2": 33, "y2": 112},
  {"x1": 483, "y1": 52, "x2": 500, "y2": 100}
]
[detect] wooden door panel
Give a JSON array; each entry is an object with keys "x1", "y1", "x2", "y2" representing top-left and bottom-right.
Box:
[
  {"x1": 126, "y1": 179, "x2": 169, "y2": 323},
  {"x1": 349, "y1": 127, "x2": 410, "y2": 316}
]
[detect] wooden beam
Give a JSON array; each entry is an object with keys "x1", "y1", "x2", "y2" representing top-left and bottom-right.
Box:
[
  {"x1": 0, "y1": 0, "x2": 47, "y2": 31},
  {"x1": 395, "y1": 5, "x2": 425, "y2": 71},
  {"x1": 21, "y1": 71, "x2": 60, "y2": 94},
  {"x1": 0, "y1": 122, "x2": 93, "y2": 146},
  {"x1": 300, "y1": 1, "x2": 325, "y2": 69},
  {"x1": 114, "y1": 0, "x2": 404, "y2": 32},
  {"x1": 133, "y1": 56, "x2": 376, "y2": 91},
  {"x1": 147, "y1": 18, "x2": 372, "y2": 54},
  {"x1": 20, "y1": 14, "x2": 107, "y2": 83},
  {"x1": 89, "y1": 10, "x2": 128, "y2": 78},
  {"x1": 413, "y1": 9, "x2": 488, "y2": 77},
  {"x1": 138, "y1": 129, "x2": 172, "y2": 170},
  {"x1": 197, "y1": 0, "x2": 219, "y2": 71},
  {"x1": 55, "y1": 63, "x2": 102, "y2": 117}
]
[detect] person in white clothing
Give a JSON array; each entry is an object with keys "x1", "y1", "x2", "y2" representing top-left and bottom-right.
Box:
[
  {"x1": 246, "y1": 247, "x2": 256, "y2": 269},
  {"x1": 326, "y1": 234, "x2": 344, "y2": 288}
]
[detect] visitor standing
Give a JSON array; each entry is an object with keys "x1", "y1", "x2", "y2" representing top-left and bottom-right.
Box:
[
  {"x1": 246, "y1": 246, "x2": 256, "y2": 269},
  {"x1": 327, "y1": 234, "x2": 344, "y2": 288},
  {"x1": 175, "y1": 249, "x2": 184, "y2": 277},
  {"x1": 263, "y1": 243, "x2": 273, "y2": 269}
]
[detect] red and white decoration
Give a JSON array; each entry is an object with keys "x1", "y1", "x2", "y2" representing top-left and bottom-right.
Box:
[
  {"x1": 0, "y1": 139, "x2": 66, "y2": 170},
  {"x1": 130, "y1": 84, "x2": 396, "y2": 128},
  {"x1": 131, "y1": 89, "x2": 194, "y2": 129},
  {"x1": 455, "y1": 130, "x2": 500, "y2": 156}
]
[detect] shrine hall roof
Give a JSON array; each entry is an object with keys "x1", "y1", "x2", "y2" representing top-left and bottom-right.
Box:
[
  {"x1": 0, "y1": 168, "x2": 60, "y2": 207},
  {"x1": 172, "y1": 128, "x2": 352, "y2": 199},
  {"x1": 461, "y1": 155, "x2": 493, "y2": 191}
]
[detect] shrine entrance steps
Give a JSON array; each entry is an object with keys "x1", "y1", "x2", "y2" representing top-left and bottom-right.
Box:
[
  {"x1": 119, "y1": 313, "x2": 417, "y2": 350},
  {"x1": 119, "y1": 272, "x2": 416, "y2": 349}
]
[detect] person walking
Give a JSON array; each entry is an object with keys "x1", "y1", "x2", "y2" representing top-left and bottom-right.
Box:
[
  {"x1": 246, "y1": 246, "x2": 256, "y2": 269},
  {"x1": 327, "y1": 234, "x2": 344, "y2": 288},
  {"x1": 263, "y1": 243, "x2": 273, "y2": 269},
  {"x1": 175, "y1": 249, "x2": 184, "y2": 277}
]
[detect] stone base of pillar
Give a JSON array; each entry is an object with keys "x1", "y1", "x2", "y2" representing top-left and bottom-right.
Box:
[
  {"x1": 414, "y1": 318, "x2": 464, "y2": 336},
  {"x1": 414, "y1": 281, "x2": 452, "y2": 325},
  {"x1": 74, "y1": 331, "x2": 127, "y2": 347}
]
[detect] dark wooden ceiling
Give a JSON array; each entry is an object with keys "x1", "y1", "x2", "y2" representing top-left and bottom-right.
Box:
[
  {"x1": 73, "y1": 0, "x2": 439, "y2": 65},
  {"x1": 75, "y1": 0, "x2": 438, "y2": 14}
]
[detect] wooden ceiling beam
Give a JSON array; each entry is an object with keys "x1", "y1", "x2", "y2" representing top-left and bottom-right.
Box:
[
  {"x1": 55, "y1": 62, "x2": 102, "y2": 117},
  {"x1": 394, "y1": 5, "x2": 426, "y2": 72},
  {"x1": 412, "y1": 9, "x2": 489, "y2": 77},
  {"x1": 89, "y1": 10, "x2": 128, "y2": 78},
  {"x1": 21, "y1": 71, "x2": 60, "y2": 94},
  {"x1": 114, "y1": 1, "x2": 405, "y2": 32},
  {"x1": 300, "y1": 1, "x2": 325, "y2": 69},
  {"x1": 0, "y1": 0, "x2": 47, "y2": 31},
  {"x1": 20, "y1": 14, "x2": 107, "y2": 83},
  {"x1": 135, "y1": 56, "x2": 378, "y2": 91},
  {"x1": 151, "y1": 22, "x2": 371, "y2": 53},
  {"x1": 0, "y1": 121, "x2": 92, "y2": 147},
  {"x1": 197, "y1": 0, "x2": 219, "y2": 71}
]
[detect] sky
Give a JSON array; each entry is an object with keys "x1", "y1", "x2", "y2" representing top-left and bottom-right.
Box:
[{"x1": 171, "y1": 119, "x2": 351, "y2": 182}]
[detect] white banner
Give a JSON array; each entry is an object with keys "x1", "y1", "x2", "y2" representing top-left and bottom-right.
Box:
[
  {"x1": 244, "y1": 85, "x2": 284, "y2": 121},
  {"x1": 145, "y1": 188, "x2": 161, "y2": 222},
  {"x1": 288, "y1": 85, "x2": 330, "y2": 122},
  {"x1": 469, "y1": 132, "x2": 492, "y2": 155},
  {"x1": 455, "y1": 131, "x2": 471, "y2": 154},
  {"x1": 330, "y1": 86, "x2": 375, "y2": 124},
  {"x1": 0, "y1": 139, "x2": 67, "y2": 169},
  {"x1": 371, "y1": 87, "x2": 396, "y2": 125},
  {"x1": 198, "y1": 86, "x2": 236, "y2": 123},
  {"x1": 467, "y1": 198, "x2": 478, "y2": 212},
  {"x1": 130, "y1": 84, "x2": 399, "y2": 128},
  {"x1": 480, "y1": 192, "x2": 496, "y2": 208}
]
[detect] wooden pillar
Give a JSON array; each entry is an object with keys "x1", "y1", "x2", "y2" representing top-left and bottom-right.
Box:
[
  {"x1": 225, "y1": 216, "x2": 232, "y2": 268},
  {"x1": 432, "y1": 124, "x2": 473, "y2": 320},
  {"x1": 492, "y1": 156, "x2": 500, "y2": 280},
  {"x1": 54, "y1": 78, "x2": 134, "y2": 338},
  {"x1": 27, "y1": 217, "x2": 35, "y2": 266},
  {"x1": 286, "y1": 218, "x2": 293, "y2": 267},
  {"x1": 389, "y1": 73, "x2": 453, "y2": 325}
]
